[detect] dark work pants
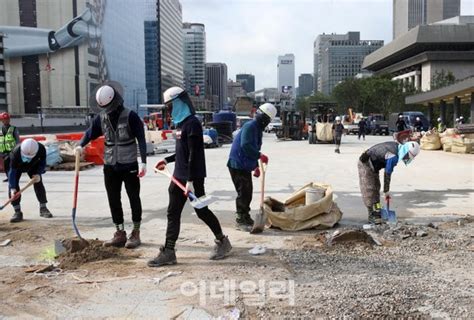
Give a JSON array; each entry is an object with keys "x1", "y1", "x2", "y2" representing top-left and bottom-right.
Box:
[
  {"x1": 10, "y1": 172, "x2": 47, "y2": 207},
  {"x1": 358, "y1": 129, "x2": 365, "y2": 139},
  {"x1": 228, "y1": 167, "x2": 253, "y2": 218},
  {"x1": 165, "y1": 178, "x2": 223, "y2": 243},
  {"x1": 103, "y1": 166, "x2": 142, "y2": 225},
  {"x1": 334, "y1": 134, "x2": 342, "y2": 150},
  {"x1": 3, "y1": 154, "x2": 10, "y2": 179}
]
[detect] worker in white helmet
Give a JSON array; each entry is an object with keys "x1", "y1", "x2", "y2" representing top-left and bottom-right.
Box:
[
  {"x1": 332, "y1": 116, "x2": 344, "y2": 153},
  {"x1": 149, "y1": 87, "x2": 231, "y2": 267},
  {"x1": 8, "y1": 138, "x2": 52, "y2": 223},
  {"x1": 437, "y1": 117, "x2": 445, "y2": 133},
  {"x1": 76, "y1": 83, "x2": 147, "y2": 249},
  {"x1": 358, "y1": 140, "x2": 420, "y2": 224},
  {"x1": 227, "y1": 102, "x2": 277, "y2": 231}
]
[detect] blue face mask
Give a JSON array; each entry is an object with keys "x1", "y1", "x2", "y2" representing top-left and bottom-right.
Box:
[
  {"x1": 171, "y1": 98, "x2": 192, "y2": 125},
  {"x1": 397, "y1": 143, "x2": 412, "y2": 165},
  {"x1": 21, "y1": 155, "x2": 32, "y2": 163}
]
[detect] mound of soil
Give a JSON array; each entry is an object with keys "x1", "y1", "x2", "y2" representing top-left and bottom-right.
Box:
[{"x1": 58, "y1": 239, "x2": 121, "y2": 270}]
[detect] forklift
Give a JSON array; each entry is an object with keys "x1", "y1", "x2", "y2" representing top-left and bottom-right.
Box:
[
  {"x1": 275, "y1": 110, "x2": 307, "y2": 140},
  {"x1": 308, "y1": 101, "x2": 337, "y2": 144}
]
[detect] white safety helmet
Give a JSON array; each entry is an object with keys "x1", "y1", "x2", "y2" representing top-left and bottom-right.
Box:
[
  {"x1": 335, "y1": 116, "x2": 341, "y2": 121},
  {"x1": 406, "y1": 141, "x2": 420, "y2": 161},
  {"x1": 258, "y1": 103, "x2": 277, "y2": 120},
  {"x1": 416, "y1": 117, "x2": 420, "y2": 121},
  {"x1": 437, "y1": 117, "x2": 442, "y2": 122},
  {"x1": 163, "y1": 86, "x2": 185, "y2": 104},
  {"x1": 399, "y1": 114, "x2": 403, "y2": 118},
  {"x1": 460, "y1": 116, "x2": 464, "y2": 120},
  {"x1": 21, "y1": 138, "x2": 39, "y2": 159},
  {"x1": 95, "y1": 85, "x2": 115, "y2": 107},
  {"x1": 456, "y1": 117, "x2": 460, "y2": 122}
]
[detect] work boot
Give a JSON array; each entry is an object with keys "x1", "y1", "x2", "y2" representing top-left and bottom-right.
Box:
[
  {"x1": 368, "y1": 210, "x2": 383, "y2": 225},
  {"x1": 3, "y1": 178, "x2": 8, "y2": 182},
  {"x1": 125, "y1": 229, "x2": 141, "y2": 249},
  {"x1": 10, "y1": 211, "x2": 23, "y2": 223},
  {"x1": 39, "y1": 207, "x2": 53, "y2": 218},
  {"x1": 103, "y1": 230, "x2": 127, "y2": 247},
  {"x1": 235, "y1": 214, "x2": 253, "y2": 232},
  {"x1": 210, "y1": 236, "x2": 232, "y2": 260},
  {"x1": 147, "y1": 246, "x2": 177, "y2": 267}
]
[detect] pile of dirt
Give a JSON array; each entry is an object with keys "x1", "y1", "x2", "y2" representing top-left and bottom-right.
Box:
[{"x1": 57, "y1": 239, "x2": 122, "y2": 270}]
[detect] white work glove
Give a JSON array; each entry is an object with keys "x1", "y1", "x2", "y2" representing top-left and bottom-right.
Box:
[
  {"x1": 32, "y1": 174, "x2": 41, "y2": 183},
  {"x1": 155, "y1": 159, "x2": 167, "y2": 171},
  {"x1": 185, "y1": 181, "x2": 194, "y2": 196},
  {"x1": 75, "y1": 146, "x2": 83, "y2": 154},
  {"x1": 138, "y1": 163, "x2": 147, "y2": 178},
  {"x1": 10, "y1": 188, "x2": 19, "y2": 200}
]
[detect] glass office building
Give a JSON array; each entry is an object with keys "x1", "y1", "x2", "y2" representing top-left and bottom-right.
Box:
[{"x1": 183, "y1": 23, "x2": 206, "y2": 96}]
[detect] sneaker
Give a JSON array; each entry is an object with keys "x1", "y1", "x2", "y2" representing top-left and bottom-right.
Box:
[
  {"x1": 209, "y1": 236, "x2": 232, "y2": 260},
  {"x1": 39, "y1": 207, "x2": 53, "y2": 218},
  {"x1": 368, "y1": 211, "x2": 383, "y2": 225},
  {"x1": 125, "y1": 229, "x2": 141, "y2": 249},
  {"x1": 103, "y1": 230, "x2": 127, "y2": 247},
  {"x1": 235, "y1": 215, "x2": 253, "y2": 232},
  {"x1": 147, "y1": 246, "x2": 177, "y2": 267},
  {"x1": 10, "y1": 211, "x2": 23, "y2": 223}
]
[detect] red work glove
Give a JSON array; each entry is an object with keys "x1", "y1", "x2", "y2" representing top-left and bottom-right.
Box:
[
  {"x1": 259, "y1": 153, "x2": 269, "y2": 165},
  {"x1": 253, "y1": 167, "x2": 261, "y2": 178},
  {"x1": 154, "y1": 159, "x2": 167, "y2": 171}
]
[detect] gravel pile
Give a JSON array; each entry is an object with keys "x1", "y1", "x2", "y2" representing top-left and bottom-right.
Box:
[{"x1": 254, "y1": 217, "x2": 473, "y2": 319}]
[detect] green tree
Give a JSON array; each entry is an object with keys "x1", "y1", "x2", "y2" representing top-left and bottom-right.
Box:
[
  {"x1": 296, "y1": 92, "x2": 332, "y2": 114},
  {"x1": 430, "y1": 70, "x2": 456, "y2": 90}
]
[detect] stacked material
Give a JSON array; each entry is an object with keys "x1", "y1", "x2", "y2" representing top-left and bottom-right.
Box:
[
  {"x1": 264, "y1": 182, "x2": 342, "y2": 231},
  {"x1": 315, "y1": 123, "x2": 333, "y2": 142},
  {"x1": 420, "y1": 131, "x2": 441, "y2": 150},
  {"x1": 451, "y1": 136, "x2": 474, "y2": 154},
  {"x1": 456, "y1": 123, "x2": 474, "y2": 134},
  {"x1": 440, "y1": 129, "x2": 456, "y2": 152}
]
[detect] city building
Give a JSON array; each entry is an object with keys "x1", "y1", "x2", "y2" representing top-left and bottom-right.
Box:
[
  {"x1": 313, "y1": 32, "x2": 383, "y2": 95},
  {"x1": 363, "y1": 16, "x2": 474, "y2": 126},
  {"x1": 183, "y1": 23, "x2": 206, "y2": 97},
  {"x1": 236, "y1": 73, "x2": 255, "y2": 93},
  {"x1": 0, "y1": 32, "x2": 7, "y2": 112},
  {"x1": 227, "y1": 80, "x2": 246, "y2": 105},
  {"x1": 145, "y1": 0, "x2": 184, "y2": 104},
  {"x1": 0, "y1": 0, "x2": 106, "y2": 114},
  {"x1": 0, "y1": 0, "x2": 158, "y2": 114},
  {"x1": 277, "y1": 54, "x2": 295, "y2": 96},
  {"x1": 363, "y1": 16, "x2": 474, "y2": 92},
  {"x1": 205, "y1": 63, "x2": 227, "y2": 109},
  {"x1": 393, "y1": 0, "x2": 460, "y2": 39},
  {"x1": 298, "y1": 73, "x2": 314, "y2": 97}
]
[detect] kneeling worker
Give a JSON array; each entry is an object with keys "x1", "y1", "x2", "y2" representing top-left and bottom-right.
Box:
[
  {"x1": 148, "y1": 87, "x2": 231, "y2": 267},
  {"x1": 9, "y1": 138, "x2": 52, "y2": 222},
  {"x1": 358, "y1": 140, "x2": 420, "y2": 224},
  {"x1": 77, "y1": 84, "x2": 147, "y2": 248},
  {"x1": 227, "y1": 103, "x2": 276, "y2": 231}
]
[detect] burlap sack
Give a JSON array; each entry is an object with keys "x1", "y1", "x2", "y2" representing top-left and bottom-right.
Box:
[
  {"x1": 315, "y1": 123, "x2": 333, "y2": 142},
  {"x1": 420, "y1": 132, "x2": 441, "y2": 150},
  {"x1": 264, "y1": 183, "x2": 342, "y2": 231},
  {"x1": 451, "y1": 137, "x2": 473, "y2": 154}
]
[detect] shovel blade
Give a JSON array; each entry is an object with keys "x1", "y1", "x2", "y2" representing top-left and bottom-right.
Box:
[
  {"x1": 189, "y1": 195, "x2": 214, "y2": 209},
  {"x1": 381, "y1": 208, "x2": 397, "y2": 223}
]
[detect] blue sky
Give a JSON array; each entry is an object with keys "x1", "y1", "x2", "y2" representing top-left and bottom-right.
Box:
[{"x1": 181, "y1": 0, "x2": 474, "y2": 90}]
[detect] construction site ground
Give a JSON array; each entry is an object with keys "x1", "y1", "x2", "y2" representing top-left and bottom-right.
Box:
[{"x1": 0, "y1": 134, "x2": 473, "y2": 319}]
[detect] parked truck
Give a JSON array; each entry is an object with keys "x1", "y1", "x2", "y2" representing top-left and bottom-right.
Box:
[{"x1": 366, "y1": 113, "x2": 389, "y2": 135}]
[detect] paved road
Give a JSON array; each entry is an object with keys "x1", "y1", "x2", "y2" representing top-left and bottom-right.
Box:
[{"x1": 1, "y1": 134, "x2": 472, "y2": 229}]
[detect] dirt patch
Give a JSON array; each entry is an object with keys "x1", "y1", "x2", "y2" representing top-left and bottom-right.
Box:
[{"x1": 57, "y1": 239, "x2": 137, "y2": 270}]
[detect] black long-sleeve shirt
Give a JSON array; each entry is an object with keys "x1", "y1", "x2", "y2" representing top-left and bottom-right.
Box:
[
  {"x1": 9, "y1": 143, "x2": 47, "y2": 189},
  {"x1": 80, "y1": 107, "x2": 146, "y2": 170},
  {"x1": 165, "y1": 115, "x2": 206, "y2": 181}
]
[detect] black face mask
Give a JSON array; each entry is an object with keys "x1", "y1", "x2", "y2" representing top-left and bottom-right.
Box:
[{"x1": 255, "y1": 112, "x2": 271, "y2": 130}]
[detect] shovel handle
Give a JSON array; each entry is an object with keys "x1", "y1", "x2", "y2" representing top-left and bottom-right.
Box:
[
  {"x1": 154, "y1": 165, "x2": 197, "y2": 200},
  {"x1": 0, "y1": 176, "x2": 40, "y2": 210},
  {"x1": 259, "y1": 159, "x2": 266, "y2": 206}
]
